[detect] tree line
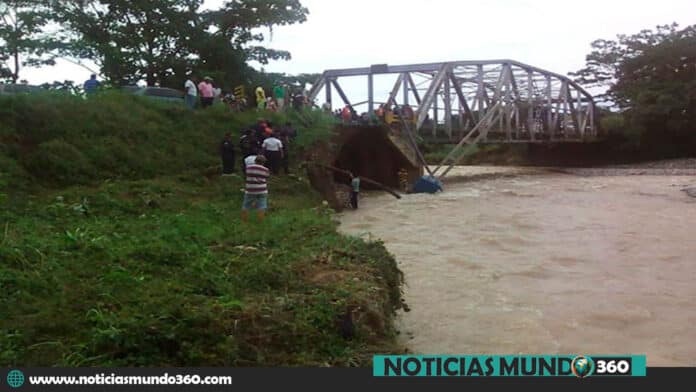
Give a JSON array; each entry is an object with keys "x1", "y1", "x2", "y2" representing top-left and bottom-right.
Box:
[
  {"x1": 571, "y1": 23, "x2": 696, "y2": 155},
  {"x1": 0, "y1": 0, "x2": 314, "y2": 91}
]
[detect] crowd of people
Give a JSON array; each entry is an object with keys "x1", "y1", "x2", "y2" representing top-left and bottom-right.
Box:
[
  {"x1": 220, "y1": 117, "x2": 297, "y2": 176},
  {"x1": 219, "y1": 118, "x2": 300, "y2": 222},
  {"x1": 328, "y1": 103, "x2": 417, "y2": 127},
  {"x1": 222, "y1": 116, "x2": 363, "y2": 222},
  {"x1": 184, "y1": 74, "x2": 310, "y2": 112}
]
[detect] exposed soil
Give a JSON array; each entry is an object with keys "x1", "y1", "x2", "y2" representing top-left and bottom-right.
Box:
[{"x1": 305, "y1": 125, "x2": 420, "y2": 211}]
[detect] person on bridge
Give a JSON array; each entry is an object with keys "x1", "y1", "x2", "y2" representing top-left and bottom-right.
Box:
[
  {"x1": 403, "y1": 104, "x2": 415, "y2": 123},
  {"x1": 241, "y1": 155, "x2": 270, "y2": 224},
  {"x1": 341, "y1": 106, "x2": 352, "y2": 124},
  {"x1": 219, "y1": 132, "x2": 236, "y2": 175}
]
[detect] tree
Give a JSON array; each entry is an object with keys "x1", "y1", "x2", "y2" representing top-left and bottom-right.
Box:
[
  {"x1": 54, "y1": 0, "x2": 206, "y2": 87},
  {"x1": 54, "y1": 0, "x2": 309, "y2": 88},
  {"x1": 569, "y1": 23, "x2": 694, "y2": 107},
  {"x1": 0, "y1": 0, "x2": 57, "y2": 83},
  {"x1": 572, "y1": 23, "x2": 696, "y2": 153}
]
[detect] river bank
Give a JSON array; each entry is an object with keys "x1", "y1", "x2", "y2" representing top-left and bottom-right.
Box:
[
  {"x1": 338, "y1": 163, "x2": 696, "y2": 366},
  {"x1": 1, "y1": 94, "x2": 405, "y2": 367}
]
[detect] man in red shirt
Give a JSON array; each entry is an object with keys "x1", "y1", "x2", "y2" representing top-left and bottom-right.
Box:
[{"x1": 241, "y1": 155, "x2": 270, "y2": 223}]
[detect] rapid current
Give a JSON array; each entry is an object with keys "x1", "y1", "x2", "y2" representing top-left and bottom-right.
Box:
[{"x1": 338, "y1": 166, "x2": 696, "y2": 366}]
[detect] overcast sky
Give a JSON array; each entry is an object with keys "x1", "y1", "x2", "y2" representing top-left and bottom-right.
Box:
[{"x1": 20, "y1": 0, "x2": 696, "y2": 87}]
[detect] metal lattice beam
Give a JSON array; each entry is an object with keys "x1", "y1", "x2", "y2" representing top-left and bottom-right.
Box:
[{"x1": 308, "y1": 60, "x2": 597, "y2": 143}]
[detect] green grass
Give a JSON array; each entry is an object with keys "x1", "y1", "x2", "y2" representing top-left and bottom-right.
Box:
[
  {"x1": 0, "y1": 91, "x2": 336, "y2": 192},
  {"x1": 0, "y1": 93, "x2": 403, "y2": 367}
]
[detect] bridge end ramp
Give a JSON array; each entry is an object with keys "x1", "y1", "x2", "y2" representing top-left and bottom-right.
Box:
[{"x1": 305, "y1": 125, "x2": 423, "y2": 211}]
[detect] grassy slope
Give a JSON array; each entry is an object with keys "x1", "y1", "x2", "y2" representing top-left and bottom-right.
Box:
[{"x1": 0, "y1": 93, "x2": 402, "y2": 366}]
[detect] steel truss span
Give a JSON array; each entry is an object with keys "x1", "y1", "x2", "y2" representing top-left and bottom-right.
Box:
[{"x1": 309, "y1": 60, "x2": 596, "y2": 143}]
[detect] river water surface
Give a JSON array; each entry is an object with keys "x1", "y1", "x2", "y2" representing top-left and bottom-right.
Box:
[{"x1": 338, "y1": 166, "x2": 696, "y2": 366}]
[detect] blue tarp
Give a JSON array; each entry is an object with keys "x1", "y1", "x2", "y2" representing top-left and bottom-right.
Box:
[{"x1": 412, "y1": 175, "x2": 443, "y2": 194}]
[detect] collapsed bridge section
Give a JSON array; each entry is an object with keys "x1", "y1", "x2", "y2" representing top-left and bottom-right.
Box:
[{"x1": 305, "y1": 125, "x2": 423, "y2": 211}]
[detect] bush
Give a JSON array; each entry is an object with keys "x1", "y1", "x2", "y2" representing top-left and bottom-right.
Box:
[{"x1": 599, "y1": 113, "x2": 625, "y2": 135}]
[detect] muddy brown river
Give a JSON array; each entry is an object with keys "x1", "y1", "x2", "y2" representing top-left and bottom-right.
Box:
[{"x1": 338, "y1": 166, "x2": 696, "y2": 366}]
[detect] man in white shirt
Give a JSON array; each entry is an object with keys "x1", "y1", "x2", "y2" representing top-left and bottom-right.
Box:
[
  {"x1": 262, "y1": 134, "x2": 283, "y2": 174},
  {"x1": 244, "y1": 154, "x2": 258, "y2": 169},
  {"x1": 184, "y1": 76, "x2": 197, "y2": 109}
]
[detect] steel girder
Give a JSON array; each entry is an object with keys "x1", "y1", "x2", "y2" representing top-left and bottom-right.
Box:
[{"x1": 308, "y1": 60, "x2": 596, "y2": 142}]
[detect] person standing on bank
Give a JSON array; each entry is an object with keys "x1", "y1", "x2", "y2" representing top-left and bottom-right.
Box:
[
  {"x1": 184, "y1": 75, "x2": 197, "y2": 109},
  {"x1": 83, "y1": 74, "x2": 100, "y2": 95},
  {"x1": 262, "y1": 132, "x2": 283, "y2": 175},
  {"x1": 279, "y1": 126, "x2": 291, "y2": 174},
  {"x1": 273, "y1": 83, "x2": 285, "y2": 111},
  {"x1": 198, "y1": 76, "x2": 214, "y2": 108},
  {"x1": 255, "y1": 86, "x2": 266, "y2": 110},
  {"x1": 220, "y1": 132, "x2": 235, "y2": 175},
  {"x1": 350, "y1": 173, "x2": 360, "y2": 209},
  {"x1": 242, "y1": 155, "x2": 270, "y2": 223},
  {"x1": 244, "y1": 149, "x2": 258, "y2": 170}
]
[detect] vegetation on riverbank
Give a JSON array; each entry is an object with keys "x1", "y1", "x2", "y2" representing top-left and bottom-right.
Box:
[{"x1": 0, "y1": 94, "x2": 403, "y2": 366}]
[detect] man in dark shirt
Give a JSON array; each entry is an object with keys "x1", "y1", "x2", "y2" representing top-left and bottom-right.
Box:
[
  {"x1": 278, "y1": 127, "x2": 291, "y2": 174},
  {"x1": 83, "y1": 74, "x2": 100, "y2": 95},
  {"x1": 239, "y1": 129, "x2": 258, "y2": 174},
  {"x1": 250, "y1": 118, "x2": 267, "y2": 142},
  {"x1": 220, "y1": 132, "x2": 235, "y2": 175}
]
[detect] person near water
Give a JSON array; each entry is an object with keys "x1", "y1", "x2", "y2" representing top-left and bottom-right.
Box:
[
  {"x1": 198, "y1": 77, "x2": 214, "y2": 108},
  {"x1": 241, "y1": 155, "x2": 270, "y2": 223},
  {"x1": 350, "y1": 173, "x2": 360, "y2": 209},
  {"x1": 83, "y1": 74, "x2": 100, "y2": 95},
  {"x1": 262, "y1": 132, "x2": 283, "y2": 175},
  {"x1": 184, "y1": 75, "x2": 197, "y2": 109},
  {"x1": 220, "y1": 132, "x2": 235, "y2": 175}
]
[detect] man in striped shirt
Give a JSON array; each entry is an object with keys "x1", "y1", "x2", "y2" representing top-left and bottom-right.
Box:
[{"x1": 241, "y1": 155, "x2": 270, "y2": 223}]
